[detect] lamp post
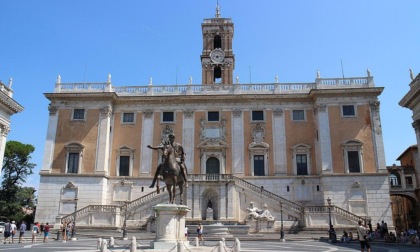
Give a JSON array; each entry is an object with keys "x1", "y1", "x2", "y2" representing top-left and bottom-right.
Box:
[
  {"x1": 327, "y1": 197, "x2": 333, "y2": 243},
  {"x1": 122, "y1": 200, "x2": 128, "y2": 240},
  {"x1": 280, "y1": 201, "x2": 285, "y2": 242},
  {"x1": 71, "y1": 197, "x2": 78, "y2": 240}
]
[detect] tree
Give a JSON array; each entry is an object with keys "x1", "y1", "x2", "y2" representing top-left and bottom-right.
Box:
[{"x1": 0, "y1": 141, "x2": 36, "y2": 221}]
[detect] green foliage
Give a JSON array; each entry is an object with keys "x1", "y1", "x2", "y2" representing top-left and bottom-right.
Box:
[{"x1": 0, "y1": 141, "x2": 36, "y2": 222}]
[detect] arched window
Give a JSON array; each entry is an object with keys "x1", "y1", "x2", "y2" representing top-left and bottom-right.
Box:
[
  {"x1": 206, "y1": 157, "x2": 220, "y2": 174},
  {"x1": 214, "y1": 35, "x2": 222, "y2": 49},
  {"x1": 389, "y1": 173, "x2": 401, "y2": 186},
  {"x1": 214, "y1": 67, "x2": 221, "y2": 83}
]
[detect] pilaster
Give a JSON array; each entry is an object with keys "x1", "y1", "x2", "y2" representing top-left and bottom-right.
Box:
[
  {"x1": 369, "y1": 101, "x2": 387, "y2": 172},
  {"x1": 41, "y1": 105, "x2": 58, "y2": 173},
  {"x1": 316, "y1": 104, "x2": 333, "y2": 172},
  {"x1": 273, "y1": 108, "x2": 287, "y2": 175},
  {"x1": 140, "y1": 110, "x2": 154, "y2": 175},
  {"x1": 232, "y1": 108, "x2": 244, "y2": 175},
  {"x1": 183, "y1": 109, "x2": 194, "y2": 173},
  {"x1": 95, "y1": 105, "x2": 112, "y2": 175}
]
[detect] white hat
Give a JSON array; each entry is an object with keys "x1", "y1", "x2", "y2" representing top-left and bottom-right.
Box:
[{"x1": 12, "y1": 221, "x2": 15, "y2": 224}]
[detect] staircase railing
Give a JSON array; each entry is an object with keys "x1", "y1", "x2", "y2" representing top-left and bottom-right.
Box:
[
  {"x1": 306, "y1": 205, "x2": 367, "y2": 224},
  {"x1": 61, "y1": 186, "x2": 169, "y2": 223},
  {"x1": 231, "y1": 176, "x2": 305, "y2": 218}
]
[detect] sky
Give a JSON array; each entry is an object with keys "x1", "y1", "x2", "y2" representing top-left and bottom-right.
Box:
[{"x1": 0, "y1": 0, "x2": 419, "y2": 190}]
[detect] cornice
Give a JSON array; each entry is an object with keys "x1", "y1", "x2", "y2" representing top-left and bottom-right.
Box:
[
  {"x1": 0, "y1": 91, "x2": 24, "y2": 114},
  {"x1": 399, "y1": 74, "x2": 420, "y2": 109},
  {"x1": 44, "y1": 92, "x2": 118, "y2": 102},
  {"x1": 309, "y1": 87, "x2": 384, "y2": 100}
]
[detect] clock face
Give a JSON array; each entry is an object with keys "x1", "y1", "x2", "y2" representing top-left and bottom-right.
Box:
[{"x1": 210, "y1": 49, "x2": 225, "y2": 64}]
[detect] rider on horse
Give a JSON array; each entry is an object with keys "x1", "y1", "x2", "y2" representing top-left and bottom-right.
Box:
[{"x1": 148, "y1": 133, "x2": 189, "y2": 188}]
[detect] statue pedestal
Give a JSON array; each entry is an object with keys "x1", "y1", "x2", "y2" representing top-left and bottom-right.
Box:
[
  {"x1": 248, "y1": 220, "x2": 275, "y2": 233},
  {"x1": 151, "y1": 204, "x2": 191, "y2": 250}
]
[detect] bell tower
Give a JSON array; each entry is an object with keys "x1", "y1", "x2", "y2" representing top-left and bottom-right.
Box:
[{"x1": 201, "y1": 4, "x2": 234, "y2": 85}]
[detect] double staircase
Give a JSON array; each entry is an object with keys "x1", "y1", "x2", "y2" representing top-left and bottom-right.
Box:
[{"x1": 61, "y1": 175, "x2": 367, "y2": 232}]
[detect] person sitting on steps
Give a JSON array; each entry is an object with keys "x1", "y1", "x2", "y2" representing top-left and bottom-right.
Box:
[{"x1": 148, "y1": 133, "x2": 188, "y2": 188}]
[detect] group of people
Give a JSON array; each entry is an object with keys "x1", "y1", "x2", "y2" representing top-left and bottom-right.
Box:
[
  {"x1": 2, "y1": 220, "x2": 25, "y2": 244},
  {"x1": 3, "y1": 220, "x2": 50, "y2": 244},
  {"x1": 184, "y1": 223, "x2": 204, "y2": 244},
  {"x1": 60, "y1": 220, "x2": 75, "y2": 242}
]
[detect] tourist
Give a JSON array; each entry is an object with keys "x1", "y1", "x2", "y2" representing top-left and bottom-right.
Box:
[
  {"x1": 10, "y1": 220, "x2": 17, "y2": 243},
  {"x1": 197, "y1": 223, "x2": 204, "y2": 245},
  {"x1": 18, "y1": 221, "x2": 26, "y2": 243},
  {"x1": 3, "y1": 220, "x2": 11, "y2": 244},
  {"x1": 184, "y1": 226, "x2": 188, "y2": 238},
  {"x1": 43, "y1": 223, "x2": 50, "y2": 242},
  {"x1": 357, "y1": 220, "x2": 371, "y2": 252},
  {"x1": 31, "y1": 222, "x2": 39, "y2": 243}
]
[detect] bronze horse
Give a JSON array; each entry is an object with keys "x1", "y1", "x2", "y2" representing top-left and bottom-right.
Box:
[{"x1": 159, "y1": 142, "x2": 185, "y2": 204}]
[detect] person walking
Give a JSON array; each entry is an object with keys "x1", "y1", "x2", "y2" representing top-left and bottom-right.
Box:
[
  {"x1": 18, "y1": 221, "x2": 27, "y2": 243},
  {"x1": 357, "y1": 220, "x2": 371, "y2": 252},
  {"x1": 10, "y1": 221, "x2": 17, "y2": 243},
  {"x1": 197, "y1": 223, "x2": 204, "y2": 245},
  {"x1": 3, "y1": 220, "x2": 11, "y2": 244},
  {"x1": 31, "y1": 223, "x2": 39, "y2": 243},
  {"x1": 43, "y1": 223, "x2": 50, "y2": 243}
]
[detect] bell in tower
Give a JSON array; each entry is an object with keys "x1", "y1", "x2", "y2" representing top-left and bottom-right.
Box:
[{"x1": 201, "y1": 3, "x2": 235, "y2": 85}]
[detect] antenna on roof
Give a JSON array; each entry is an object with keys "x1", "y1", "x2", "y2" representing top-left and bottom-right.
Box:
[
  {"x1": 215, "y1": 0, "x2": 221, "y2": 18},
  {"x1": 340, "y1": 59, "x2": 345, "y2": 78},
  {"x1": 176, "y1": 66, "x2": 178, "y2": 85},
  {"x1": 249, "y1": 66, "x2": 252, "y2": 83}
]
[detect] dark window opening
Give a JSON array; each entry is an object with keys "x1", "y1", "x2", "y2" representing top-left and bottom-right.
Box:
[
  {"x1": 214, "y1": 67, "x2": 222, "y2": 83},
  {"x1": 287, "y1": 186, "x2": 290, "y2": 192},
  {"x1": 254, "y1": 155, "x2": 265, "y2": 176},
  {"x1": 348, "y1": 151, "x2": 360, "y2": 173},
  {"x1": 162, "y1": 112, "x2": 174, "y2": 122},
  {"x1": 296, "y1": 154, "x2": 308, "y2": 175},
  {"x1": 208, "y1": 111, "x2": 219, "y2": 121},
  {"x1": 119, "y1": 156, "x2": 130, "y2": 176},
  {"x1": 214, "y1": 35, "x2": 222, "y2": 49},
  {"x1": 293, "y1": 110, "x2": 305, "y2": 121},
  {"x1": 317, "y1": 185, "x2": 320, "y2": 191},
  {"x1": 343, "y1": 105, "x2": 355, "y2": 116},
  {"x1": 67, "y1": 153, "x2": 79, "y2": 173},
  {"x1": 252, "y1": 111, "x2": 264, "y2": 121},
  {"x1": 73, "y1": 109, "x2": 85, "y2": 120},
  {"x1": 123, "y1": 112, "x2": 134, "y2": 123}
]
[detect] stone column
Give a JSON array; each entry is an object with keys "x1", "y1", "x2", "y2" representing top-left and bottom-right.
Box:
[
  {"x1": 316, "y1": 104, "x2": 333, "y2": 172},
  {"x1": 41, "y1": 105, "x2": 58, "y2": 173},
  {"x1": 370, "y1": 101, "x2": 387, "y2": 172},
  {"x1": 95, "y1": 105, "x2": 112, "y2": 175},
  {"x1": 273, "y1": 108, "x2": 286, "y2": 175},
  {"x1": 140, "y1": 110, "x2": 154, "y2": 175},
  {"x1": 232, "y1": 108, "x2": 244, "y2": 175},
  {"x1": 0, "y1": 124, "x2": 10, "y2": 174}
]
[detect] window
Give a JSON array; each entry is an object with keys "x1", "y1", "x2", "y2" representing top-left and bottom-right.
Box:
[
  {"x1": 208, "y1": 111, "x2": 219, "y2": 122},
  {"x1": 292, "y1": 110, "x2": 305, "y2": 121},
  {"x1": 67, "y1": 153, "x2": 79, "y2": 174},
  {"x1": 214, "y1": 67, "x2": 221, "y2": 83},
  {"x1": 119, "y1": 156, "x2": 130, "y2": 176},
  {"x1": 342, "y1": 140, "x2": 363, "y2": 173},
  {"x1": 122, "y1": 112, "x2": 135, "y2": 123},
  {"x1": 292, "y1": 144, "x2": 311, "y2": 175},
  {"x1": 342, "y1": 105, "x2": 356, "y2": 117},
  {"x1": 65, "y1": 142, "x2": 84, "y2": 174},
  {"x1": 347, "y1": 151, "x2": 360, "y2": 173},
  {"x1": 162, "y1": 112, "x2": 174, "y2": 122},
  {"x1": 73, "y1": 109, "x2": 85, "y2": 120},
  {"x1": 117, "y1": 146, "x2": 134, "y2": 176},
  {"x1": 296, "y1": 154, "x2": 308, "y2": 175},
  {"x1": 252, "y1": 110, "x2": 264, "y2": 121},
  {"x1": 214, "y1": 35, "x2": 222, "y2": 49},
  {"x1": 253, "y1": 155, "x2": 265, "y2": 176}
]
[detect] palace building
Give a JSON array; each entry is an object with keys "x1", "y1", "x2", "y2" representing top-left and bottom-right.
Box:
[{"x1": 36, "y1": 6, "x2": 392, "y2": 231}]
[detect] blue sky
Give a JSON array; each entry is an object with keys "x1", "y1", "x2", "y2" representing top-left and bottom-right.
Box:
[{"x1": 0, "y1": 0, "x2": 419, "y2": 190}]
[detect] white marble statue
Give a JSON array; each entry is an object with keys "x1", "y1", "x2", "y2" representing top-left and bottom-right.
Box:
[{"x1": 246, "y1": 202, "x2": 275, "y2": 221}]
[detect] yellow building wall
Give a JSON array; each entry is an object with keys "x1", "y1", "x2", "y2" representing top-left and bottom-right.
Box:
[
  {"x1": 110, "y1": 111, "x2": 143, "y2": 177},
  {"x1": 52, "y1": 109, "x2": 99, "y2": 174},
  {"x1": 329, "y1": 104, "x2": 376, "y2": 173},
  {"x1": 284, "y1": 109, "x2": 316, "y2": 175}
]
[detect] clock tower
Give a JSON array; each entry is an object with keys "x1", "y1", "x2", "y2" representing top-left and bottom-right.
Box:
[{"x1": 201, "y1": 4, "x2": 234, "y2": 85}]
